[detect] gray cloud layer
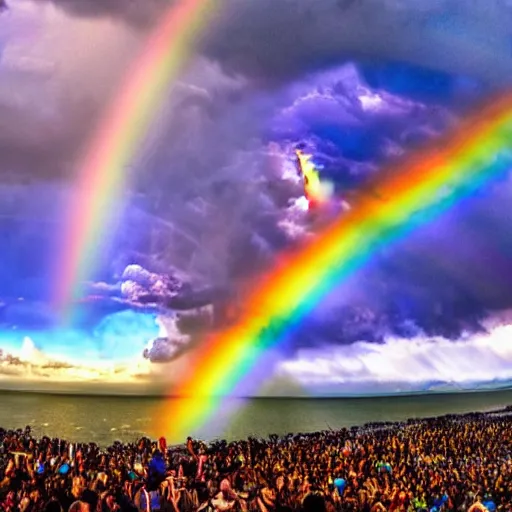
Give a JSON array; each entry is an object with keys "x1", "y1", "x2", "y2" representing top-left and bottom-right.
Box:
[
  {"x1": 40, "y1": 0, "x2": 163, "y2": 28},
  {"x1": 28, "y1": 0, "x2": 512, "y2": 86}
]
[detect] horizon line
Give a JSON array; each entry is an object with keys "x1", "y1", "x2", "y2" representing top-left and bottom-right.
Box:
[{"x1": 0, "y1": 387, "x2": 511, "y2": 401}]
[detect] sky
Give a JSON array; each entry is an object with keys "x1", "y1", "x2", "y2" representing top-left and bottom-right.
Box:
[{"x1": 1, "y1": 0, "x2": 512, "y2": 395}]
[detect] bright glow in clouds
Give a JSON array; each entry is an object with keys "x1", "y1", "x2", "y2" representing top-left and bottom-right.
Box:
[
  {"x1": 0, "y1": 310, "x2": 159, "y2": 387},
  {"x1": 0, "y1": 310, "x2": 159, "y2": 363},
  {"x1": 295, "y1": 149, "x2": 334, "y2": 209}
]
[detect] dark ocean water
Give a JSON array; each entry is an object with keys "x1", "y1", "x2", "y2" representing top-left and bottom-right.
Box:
[{"x1": 0, "y1": 390, "x2": 511, "y2": 446}]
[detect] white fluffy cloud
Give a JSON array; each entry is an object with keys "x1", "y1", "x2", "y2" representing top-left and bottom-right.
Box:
[{"x1": 278, "y1": 318, "x2": 512, "y2": 395}]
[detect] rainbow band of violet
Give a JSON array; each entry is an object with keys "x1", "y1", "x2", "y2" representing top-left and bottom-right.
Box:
[
  {"x1": 157, "y1": 94, "x2": 512, "y2": 443},
  {"x1": 53, "y1": 0, "x2": 215, "y2": 319}
]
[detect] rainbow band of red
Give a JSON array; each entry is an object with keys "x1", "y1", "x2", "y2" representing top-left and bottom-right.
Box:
[
  {"x1": 53, "y1": 0, "x2": 214, "y2": 318},
  {"x1": 157, "y1": 94, "x2": 512, "y2": 442}
]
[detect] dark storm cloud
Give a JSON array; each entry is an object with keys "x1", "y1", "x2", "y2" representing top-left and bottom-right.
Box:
[
  {"x1": 121, "y1": 71, "x2": 299, "y2": 286},
  {"x1": 143, "y1": 337, "x2": 188, "y2": 363},
  {"x1": 352, "y1": 171, "x2": 512, "y2": 341},
  {"x1": 201, "y1": 0, "x2": 512, "y2": 88},
  {"x1": 142, "y1": 308, "x2": 215, "y2": 363},
  {"x1": 0, "y1": 99, "x2": 99, "y2": 180},
  {"x1": 41, "y1": 0, "x2": 165, "y2": 28},
  {"x1": 30, "y1": 0, "x2": 512, "y2": 88},
  {"x1": 0, "y1": 0, "x2": 171, "y2": 182}
]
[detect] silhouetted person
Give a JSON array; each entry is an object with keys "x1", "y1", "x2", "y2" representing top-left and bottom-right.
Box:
[{"x1": 302, "y1": 494, "x2": 326, "y2": 512}]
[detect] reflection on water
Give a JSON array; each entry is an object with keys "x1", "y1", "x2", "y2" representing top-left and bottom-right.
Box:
[{"x1": 0, "y1": 390, "x2": 510, "y2": 446}]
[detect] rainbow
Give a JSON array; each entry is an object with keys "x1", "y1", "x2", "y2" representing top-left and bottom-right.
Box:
[
  {"x1": 157, "y1": 95, "x2": 512, "y2": 442},
  {"x1": 53, "y1": 0, "x2": 215, "y2": 317}
]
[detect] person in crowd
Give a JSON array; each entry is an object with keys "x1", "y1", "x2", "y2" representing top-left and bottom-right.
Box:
[{"x1": 0, "y1": 412, "x2": 510, "y2": 511}]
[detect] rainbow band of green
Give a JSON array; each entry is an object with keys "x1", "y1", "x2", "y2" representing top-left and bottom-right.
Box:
[{"x1": 158, "y1": 96, "x2": 512, "y2": 442}]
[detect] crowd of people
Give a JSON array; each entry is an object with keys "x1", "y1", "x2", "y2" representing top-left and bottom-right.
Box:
[{"x1": 0, "y1": 410, "x2": 510, "y2": 511}]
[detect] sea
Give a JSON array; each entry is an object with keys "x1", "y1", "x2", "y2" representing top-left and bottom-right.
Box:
[{"x1": 0, "y1": 389, "x2": 511, "y2": 446}]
